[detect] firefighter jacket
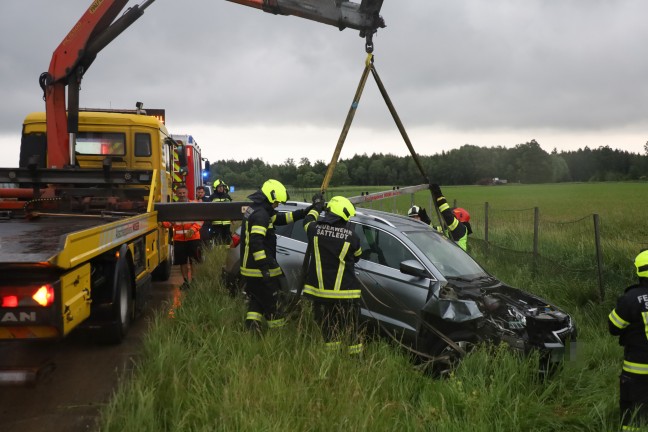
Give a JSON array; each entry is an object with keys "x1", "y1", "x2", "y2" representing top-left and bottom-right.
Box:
[
  {"x1": 210, "y1": 191, "x2": 233, "y2": 226},
  {"x1": 239, "y1": 191, "x2": 308, "y2": 279},
  {"x1": 162, "y1": 220, "x2": 202, "y2": 242},
  {"x1": 302, "y1": 209, "x2": 362, "y2": 301},
  {"x1": 435, "y1": 196, "x2": 468, "y2": 251},
  {"x1": 609, "y1": 279, "x2": 648, "y2": 375}
]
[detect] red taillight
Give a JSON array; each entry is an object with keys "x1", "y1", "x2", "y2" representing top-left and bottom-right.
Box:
[
  {"x1": 230, "y1": 233, "x2": 241, "y2": 249},
  {"x1": 2, "y1": 296, "x2": 18, "y2": 307},
  {"x1": 32, "y1": 285, "x2": 55, "y2": 307}
]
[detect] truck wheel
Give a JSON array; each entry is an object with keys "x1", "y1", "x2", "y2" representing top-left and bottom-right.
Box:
[
  {"x1": 102, "y1": 260, "x2": 134, "y2": 344},
  {"x1": 152, "y1": 243, "x2": 173, "y2": 281},
  {"x1": 427, "y1": 332, "x2": 481, "y2": 378}
]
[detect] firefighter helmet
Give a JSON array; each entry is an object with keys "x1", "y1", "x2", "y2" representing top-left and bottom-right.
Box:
[
  {"x1": 261, "y1": 179, "x2": 288, "y2": 204},
  {"x1": 408, "y1": 205, "x2": 420, "y2": 218},
  {"x1": 452, "y1": 207, "x2": 471, "y2": 223},
  {"x1": 327, "y1": 196, "x2": 355, "y2": 221},
  {"x1": 635, "y1": 250, "x2": 648, "y2": 278}
]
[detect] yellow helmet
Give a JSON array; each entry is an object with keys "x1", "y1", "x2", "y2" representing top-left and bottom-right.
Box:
[
  {"x1": 636, "y1": 250, "x2": 648, "y2": 278},
  {"x1": 261, "y1": 179, "x2": 288, "y2": 204},
  {"x1": 326, "y1": 196, "x2": 355, "y2": 221}
]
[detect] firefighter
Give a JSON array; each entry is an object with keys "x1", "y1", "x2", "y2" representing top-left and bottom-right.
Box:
[
  {"x1": 302, "y1": 195, "x2": 363, "y2": 355},
  {"x1": 161, "y1": 185, "x2": 202, "y2": 290},
  {"x1": 239, "y1": 179, "x2": 310, "y2": 333},
  {"x1": 608, "y1": 249, "x2": 648, "y2": 429},
  {"x1": 209, "y1": 179, "x2": 233, "y2": 245},
  {"x1": 408, "y1": 184, "x2": 472, "y2": 251}
]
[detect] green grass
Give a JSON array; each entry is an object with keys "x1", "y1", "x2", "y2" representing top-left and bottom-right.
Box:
[{"x1": 97, "y1": 182, "x2": 647, "y2": 431}]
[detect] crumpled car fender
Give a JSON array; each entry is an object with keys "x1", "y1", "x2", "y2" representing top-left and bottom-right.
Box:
[{"x1": 423, "y1": 298, "x2": 484, "y2": 323}]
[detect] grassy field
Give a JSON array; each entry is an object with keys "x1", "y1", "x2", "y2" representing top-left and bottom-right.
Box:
[{"x1": 98, "y1": 182, "x2": 647, "y2": 431}]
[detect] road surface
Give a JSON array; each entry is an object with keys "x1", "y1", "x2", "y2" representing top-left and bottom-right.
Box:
[{"x1": 0, "y1": 268, "x2": 182, "y2": 432}]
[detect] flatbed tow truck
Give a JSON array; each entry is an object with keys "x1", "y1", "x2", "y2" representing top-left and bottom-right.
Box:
[{"x1": 0, "y1": 0, "x2": 386, "y2": 382}]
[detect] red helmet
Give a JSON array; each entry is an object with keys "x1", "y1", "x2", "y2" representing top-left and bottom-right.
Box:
[{"x1": 452, "y1": 207, "x2": 470, "y2": 223}]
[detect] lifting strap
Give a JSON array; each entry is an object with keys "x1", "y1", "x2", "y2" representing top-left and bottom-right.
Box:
[{"x1": 320, "y1": 52, "x2": 448, "y2": 234}]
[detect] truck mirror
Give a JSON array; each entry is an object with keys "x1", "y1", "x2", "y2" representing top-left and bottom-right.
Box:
[
  {"x1": 176, "y1": 145, "x2": 188, "y2": 170},
  {"x1": 204, "y1": 160, "x2": 210, "y2": 171}
]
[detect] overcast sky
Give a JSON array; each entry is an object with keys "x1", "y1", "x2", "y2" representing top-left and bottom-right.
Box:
[{"x1": 1, "y1": 0, "x2": 647, "y2": 168}]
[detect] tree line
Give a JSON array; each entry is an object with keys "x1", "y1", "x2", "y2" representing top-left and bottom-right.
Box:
[{"x1": 209, "y1": 140, "x2": 648, "y2": 188}]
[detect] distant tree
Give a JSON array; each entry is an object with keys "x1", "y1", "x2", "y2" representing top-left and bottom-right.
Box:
[{"x1": 331, "y1": 162, "x2": 351, "y2": 186}]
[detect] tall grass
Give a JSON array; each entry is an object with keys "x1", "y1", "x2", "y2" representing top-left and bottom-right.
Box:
[
  {"x1": 98, "y1": 183, "x2": 645, "y2": 431},
  {"x1": 100, "y1": 250, "x2": 621, "y2": 431}
]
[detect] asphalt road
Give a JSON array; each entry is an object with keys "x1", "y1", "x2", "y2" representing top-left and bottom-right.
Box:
[{"x1": 0, "y1": 268, "x2": 182, "y2": 432}]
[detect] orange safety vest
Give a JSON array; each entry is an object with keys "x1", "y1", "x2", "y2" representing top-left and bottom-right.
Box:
[{"x1": 162, "y1": 200, "x2": 202, "y2": 241}]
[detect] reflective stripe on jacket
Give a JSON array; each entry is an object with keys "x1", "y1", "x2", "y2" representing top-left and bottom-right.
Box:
[
  {"x1": 162, "y1": 220, "x2": 202, "y2": 241},
  {"x1": 609, "y1": 281, "x2": 648, "y2": 372},
  {"x1": 240, "y1": 200, "x2": 307, "y2": 278},
  {"x1": 210, "y1": 193, "x2": 233, "y2": 226},
  {"x1": 437, "y1": 198, "x2": 468, "y2": 251},
  {"x1": 302, "y1": 209, "x2": 362, "y2": 300}
]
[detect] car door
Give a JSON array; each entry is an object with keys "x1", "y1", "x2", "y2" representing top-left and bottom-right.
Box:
[
  {"x1": 351, "y1": 223, "x2": 434, "y2": 343},
  {"x1": 275, "y1": 219, "x2": 308, "y2": 292}
]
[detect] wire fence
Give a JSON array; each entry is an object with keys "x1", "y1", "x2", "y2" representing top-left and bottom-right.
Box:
[{"x1": 285, "y1": 186, "x2": 646, "y2": 303}]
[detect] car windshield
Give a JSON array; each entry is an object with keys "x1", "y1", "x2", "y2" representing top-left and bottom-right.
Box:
[{"x1": 403, "y1": 230, "x2": 488, "y2": 279}]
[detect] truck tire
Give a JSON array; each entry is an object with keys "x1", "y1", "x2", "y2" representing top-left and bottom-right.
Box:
[
  {"x1": 152, "y1": 242, "x2": 173, "y2": 282},
  {"x1": 102, "y1": 255, "x2": 134, "y2": 344}
]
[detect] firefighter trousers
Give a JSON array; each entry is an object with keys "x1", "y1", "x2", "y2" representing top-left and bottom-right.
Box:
[
  {"x1": 244, "y1": 276, "x2": 286, "y2": 332},
  {"x1": 312, "y1": 300, "x2": 363, "y2": 355},
  {"x1": 620, "y1": 371, "x2": 648, "y2": 429}
]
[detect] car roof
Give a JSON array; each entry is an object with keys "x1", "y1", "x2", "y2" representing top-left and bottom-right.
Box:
[{"x1": 278, "y1": 201, "x2": 429, "y2": 231}]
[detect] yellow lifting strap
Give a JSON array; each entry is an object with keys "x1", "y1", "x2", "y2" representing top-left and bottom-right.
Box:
[
  {"x1": 320, "y1": 53, "x2": 374, "y2": 194},
  {"x1": 320, "y1": 52, "x2": 448, "y2": 234}
]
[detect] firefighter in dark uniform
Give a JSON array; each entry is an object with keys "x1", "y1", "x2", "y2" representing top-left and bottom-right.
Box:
[
  {"x1": 240, "y1": 179, "x2": 310, "y2": 333},
  {"x1": 209, "y1": 179, "x2": 233, "y2": 245},
  {"x1": 408, "y1": 183, "x2": 472, "y2": 251},
  {"x1": 302, "y1": 195, "x2": 363, "y2": 355},
  {"x1": 609, "y1": 249, "x2": 648, "y2": 430}
]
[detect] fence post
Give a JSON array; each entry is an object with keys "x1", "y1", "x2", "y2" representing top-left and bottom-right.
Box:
[
  {"x1": 593, "y1": 214, "x2": 605, "y2": 301},
  {"x1": 484, "y1": 202, "x2": 489, "y2": 243},
  {"x1": 410, "y1": 193, "x2": 415, "y2": 207},
  {"x1": 533, "y1": 207, "x2": 539, "y2": 259}
]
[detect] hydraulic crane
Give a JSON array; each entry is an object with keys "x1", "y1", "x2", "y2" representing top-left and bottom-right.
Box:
[{"x1": 39, "y1": 0, "x2": 385, "y2": 169}]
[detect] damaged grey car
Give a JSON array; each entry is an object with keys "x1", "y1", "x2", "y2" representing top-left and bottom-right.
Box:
[{"x1": 223, "y1": 202, "x2": 577, "y2": 374}]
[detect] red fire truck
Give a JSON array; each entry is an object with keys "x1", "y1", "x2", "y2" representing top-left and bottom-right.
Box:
[{"x1": 171, "y1": 134, "x2": 210, "y2": 201}]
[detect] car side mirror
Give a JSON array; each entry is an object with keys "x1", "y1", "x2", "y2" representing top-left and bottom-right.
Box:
[{"x1": 400, "y1": 259, "x2": 430, "y2": 279}]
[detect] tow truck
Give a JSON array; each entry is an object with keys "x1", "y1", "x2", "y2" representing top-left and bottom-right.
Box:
[{"x1": 0, "y1": 0, "x2": 386, "y2": 351}]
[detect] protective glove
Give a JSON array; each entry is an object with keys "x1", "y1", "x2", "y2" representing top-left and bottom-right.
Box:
[
  {"x1": 312, "y1": 192, "x2": 325, "y2": 213},
  {"x1": 186, "y1": 228, "x2": 195, "y2": 238},
  {"x1": 418, "y1": 207, "x2": 432, "y2": 225},
  {"x1": 430, "y1": 183, "x2": 443, "y2": 201},
  {"x1": 260, "y1": 265, "x2": 272, "y2": 283}
]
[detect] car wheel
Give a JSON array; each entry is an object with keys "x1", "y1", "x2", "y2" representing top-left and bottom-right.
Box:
[{"x1": 428, "y1": 332, "x2": 481, "y2": 378}]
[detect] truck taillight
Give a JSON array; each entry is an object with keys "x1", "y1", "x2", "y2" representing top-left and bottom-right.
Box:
[
  {"x1": 2, "y1": 296, "x2": 18, "y2": 307},
  {"x1": 32, "y1": 285, "x2": 55, "y2": 307}
]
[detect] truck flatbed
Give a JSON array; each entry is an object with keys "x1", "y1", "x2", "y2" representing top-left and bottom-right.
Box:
[{"x1": 0, "y1": 217, "x2": 115, "y2": 264}]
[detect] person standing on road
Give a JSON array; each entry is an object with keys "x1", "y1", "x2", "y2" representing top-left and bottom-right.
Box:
[
  {"x1": 209, "y1": 179, "x2": 233, "y2": 246},
  {"x1": 195, "y1": 185, "x2": 212, "y2": 251},
  {"x1": 162, "y1": 185, "x2": 202, "y2": 290},
  {"x1": 608, "y1": 249, "x2": 648, "y2": 429},
  {"x1": 239, "y1": 179, "x2": 310, "y2": 334},
  {"x1": 302, "y1": 195, "x2": 363, "y2": 355},
  {"x1": 407, "y1": 184, "x2": 472, "y2": 251}
]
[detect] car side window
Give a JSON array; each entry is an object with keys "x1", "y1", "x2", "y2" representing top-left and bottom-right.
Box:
[
  {"x1": 351, "y1": 223, "x2": 415, "y2": 270},
  {"x1": 274, "y1": 215, "x2": 293, "y2": 237},
  {"x1": 289, "y1": 219, "x2": 308, "y2": 243}
]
